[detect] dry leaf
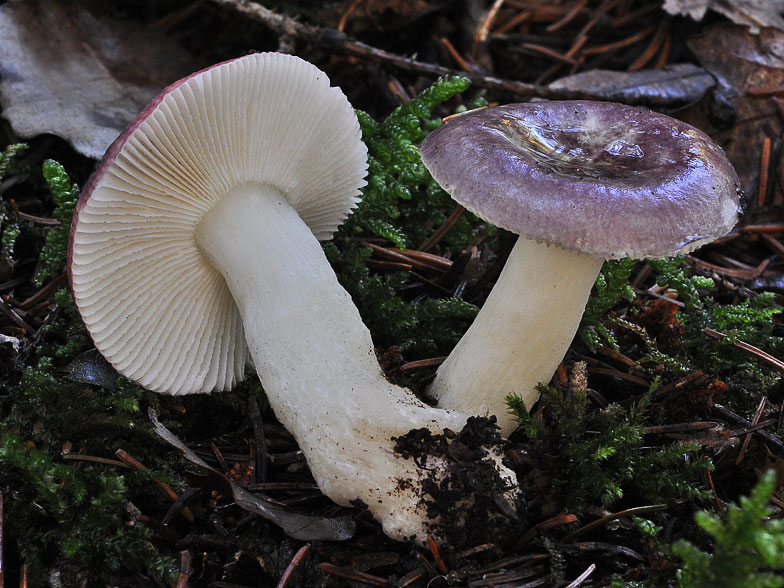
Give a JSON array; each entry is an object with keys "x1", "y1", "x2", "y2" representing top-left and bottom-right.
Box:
[
  {"x1": 0, "y1": 0, "x2": 199, "y2": 158},
  {"x1": 65, "y1": 349, "x2": 119, "y2": 391},
  {"x1": 686, "y1": 25, "x2": 784, "y2": 205},
  {"x1": 149, "y1": 409, "x2": 356, "y2": 542},
  {"x1": 549, "y1": 63, "x2": 715, "y2": 108},
  {"x1": 663, "y1": 0, "x2": 784, "y2": 34}
]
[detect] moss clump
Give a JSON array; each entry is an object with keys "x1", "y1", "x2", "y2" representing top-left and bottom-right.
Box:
[
  {"x1": 1, "y1": 291, "x2": 176, "y2": 584},
  {"x1": 579, "y1": 258, "x2": 637, "y2": 351},
  {"x1": 673, "y1": 469, "x2": 784, "y2": 588},
  {"x1": 348, "y1": 75, "x2": 483, "y2": 249},
  {"x1": 510, "y1": 371, "x2": 713, "y2": 513},
  {"x1": 0, "y1": 143, "x2": 29, "y2": 267},
  {"x1": 35, "y1": 159, "x2": 79, "y2": 285}
]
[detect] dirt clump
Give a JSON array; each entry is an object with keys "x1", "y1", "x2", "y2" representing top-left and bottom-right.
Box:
[{"x1": 393, "y1": 416, "x2": 526, "y2": 548}]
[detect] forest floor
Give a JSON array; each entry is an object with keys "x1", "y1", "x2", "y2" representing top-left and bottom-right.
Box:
[{"x1": 2, "y1": 1, "x2": 784, "y2": 586}]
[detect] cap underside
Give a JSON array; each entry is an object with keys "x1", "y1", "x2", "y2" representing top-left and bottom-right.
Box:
[
  {"x1": 420, "y1": 101, "x2": 741, "y2": 259},
  {"x1": 69, "y1": 53, "x2": 368, "y2": 395}
]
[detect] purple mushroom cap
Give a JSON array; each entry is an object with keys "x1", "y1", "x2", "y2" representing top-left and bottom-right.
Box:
[{"x1": 420, "y1": 101, "x2": 742, "y2": 259}]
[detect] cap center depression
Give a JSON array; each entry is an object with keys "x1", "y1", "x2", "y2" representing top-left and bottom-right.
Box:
[{"x1": 487, "y1": 108, "x2": 702, "y2": 181}]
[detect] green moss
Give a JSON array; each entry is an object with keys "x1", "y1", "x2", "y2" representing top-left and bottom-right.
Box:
[
  {"x1": 649, "y1": 257, "x2": 712, "y2": 310},
  {"x1": 347, "y1": 76, "x2": 482, "y2": 250},
  {"x1": 325, "y1": 240, "x2": 478, "y2": 354},
  {"x1": 1, "y1": 222, "x2": 20, "y2": 265},
  {"x1": 0, "y1": 143, "x2": 28, "y2": 266},
  {"x1": 1, "y1": 287, "x2": 176, "y2": 583},
  {"x1": 579, "y1": 258, "x2": 637, "y2": 351},
  {"x1": 0, "y1": 142, "x2": 28, "y2": 179},
  {"x1": 510, "y1": 374, "x2": 712, "y2": 512},
  {"x1": 673, "y1": 469, "x2": 784, "y2": 588},
  {"x1": 35, "y1": 159, "x2": 79, "y2": 285}
]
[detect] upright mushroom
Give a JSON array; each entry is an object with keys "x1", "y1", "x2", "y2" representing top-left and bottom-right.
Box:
[
  {"x1": 420, "y1": 101, "x2": 742, "y2": 435},
  {"x1": 68, "y1": 53, "x2": 513, "y2": 541}
]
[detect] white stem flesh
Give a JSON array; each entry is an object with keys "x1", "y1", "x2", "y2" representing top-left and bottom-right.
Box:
[
  {"x1": 195, "y1": 183, "x2": 481, "y2": 540},
  {"x1": 428, "y1": 237, "x2": 604, "y2": 435}
]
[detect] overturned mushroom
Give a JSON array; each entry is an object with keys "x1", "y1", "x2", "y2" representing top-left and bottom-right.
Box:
[
  {"x1": 420, "y1": 101, "x2": 742, "y2": 435},
  {"x1": 69, "y1": 53, "x2": 515, "y2": 540}
]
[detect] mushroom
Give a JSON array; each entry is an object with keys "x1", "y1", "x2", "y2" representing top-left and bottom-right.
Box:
[
  {"x1": 419, "y1": 101, "x2": 742, "y2": 435},
  {"x1": 68, "y1": 53, "x2": 514, "y2": 540}
]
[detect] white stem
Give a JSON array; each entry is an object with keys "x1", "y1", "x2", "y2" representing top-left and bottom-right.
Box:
[
  {"x1": 195, "y1": 183, "x2": 476, "y2": 540},
  {"x1": 429, "y1": 237, "x2": 604, "y2": 435}
]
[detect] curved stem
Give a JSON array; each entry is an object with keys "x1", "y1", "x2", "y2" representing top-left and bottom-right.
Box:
[
  {"x1": 195, "y1": 183, "x2": 471, "y2": 539},
  {"x1": 428, "y1": 237, "x2": 604, "y2": 435}
]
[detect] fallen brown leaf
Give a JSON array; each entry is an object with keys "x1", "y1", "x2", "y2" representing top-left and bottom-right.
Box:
[{"x1": 0, "y1": 0, "x2": 200, "y2": 158}]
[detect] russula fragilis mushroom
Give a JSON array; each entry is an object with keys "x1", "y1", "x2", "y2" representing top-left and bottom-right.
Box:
[
  {"x1": 420, "y1": 101, "x2": 742, "y2": 435},
  {"x1": 68, "y1": 52, "x2": 516, "y2": 541}
]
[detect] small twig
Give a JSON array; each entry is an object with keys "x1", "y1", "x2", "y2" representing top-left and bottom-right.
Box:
[
  {"x1": 495, "y1": 9, "x2": 532, "y2": 34},
  {"x1": 645, "y1": 422, "x2": 719, "y2": 435},
  {"x1": 521, "y1": 42, "x2": 580, "y2": 66},
  {"x1": 742, "y1": 224, "x2": 784, "y2": 233},
  {"x1": 712, "y1": 404, "x2": 784, "y2": 450},
  {"x1": 439, "y1": 37, "x2": 475, "y2": 73},
  {"x1": 747, "y1": 84, "x2": 784, "y2": 96},
  {"x1": 396, "y1": 568, "x2": 426, "y2": 587},
  {"x1": 686, "y1": 255, "x2": 765, "y2": 280},
  {"x1": 246, "y1": 482, "x2": 319, "y2": 492},
  {"x1": 473, "y1": 0, "x2": 506, "y2": 53},
  {"x1": 0, "y1": 297, "x2": 35, "y2": 335},
  {"x1": 546, "y1": 0, "x2": 587, "y2": 32},
  {"x1": 61, "y1": 454, "x2": 131, "y2": 468},
  {"x1": 427, "y1": 535, "x2": 449, "y2": 574},
  {"x1": 760, "y1": 233, "x2": 784, "y2": 258},
  {"x1": 582, "y1": 25, "x2": 656, "y2": 56},
  {"x1": 19, "y1": 273, "x2": 67, "y2": 310},
  {"x1": 628, "y1": 15, "x2": 671, "y2": 71},
  {"x1": 393, "y1": 249, "x2": 453, "y2": 271},
  {"x1": 175, "y1": 550, "x2": 192, "y2": 588},
  {"x1": 363, "y1": 242, "x2": 450, "y2": 272},
  {"x1": 208, "y1": 0, "x2": 638, "y2": 102},
  {"x1": 610, "y1": 3, "x2": 661, "y2": 28},
  {"x1": 778, "y1": 395, "x2": 784, "y2": 431},
  {"x1": 277, "y1": 544, "x2": 310, "y2": 588},
  {"x1": 115, "y1": 449, "x2": 195, "y2": 522},
  {"x1": 736, "y1": 397, "x2": 767, "y2": 465},
  {"x1": 704, "y1": 328, "x2": 784, "y2": 375},
  {"x1": 317, "y1": 562, "x2": 390, "y2": 587},
  {"x1": 513, "y1": 513, "x2": 578, "y2": 550},
  {"x1": 399, "y1": 356, "x2": 446, "y2": 372},
  {"x1": 621, "y1": 370, "x2": 708, "y2": 406},
  {"x1": 704, "y1": 469, "x2": 723, "y2": 511},
  {"x1": 9, "y1": 199, "x2": 60, "y2": 226},
  {"x1": 576, "y1": 0, "x2": 620, "y2": 40},
  {"x1": 572, "y1": 541, "x2": 644, "y2": 561},
  {"x1": 758, "y1": 136, "x2": 772, "y2": 208},
  {"x1": 366, "y1": 260, "x2": 412, "y2": 272},
  {"x1": 587, "y1": 366, "x2": 650, "y2": 387},
  {"x1": 337, "y1": 0, "x2": 363, "y2": 32},
  {"x1": 654, "y1": 33, "x2": 672, "y2": 69},
  {"x1": 728, "y1": 418, "x2": 777, "y2": 438},
  {"x1": 564, "y1": 504, "x2": 667, "y2": 541},
  {"x1": 565, "y1": 563, "x2": 596, "y2": 588},
  {"x1": 419, "y1": 205, "x2": 466, "y2": 252}
]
